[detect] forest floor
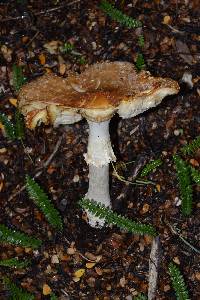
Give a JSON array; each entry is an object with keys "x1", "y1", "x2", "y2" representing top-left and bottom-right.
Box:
[{"x1": 0, "y1": 1, "x2": 199, "y2": 299}]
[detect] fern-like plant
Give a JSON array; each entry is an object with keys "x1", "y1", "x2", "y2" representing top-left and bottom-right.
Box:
[
  {"x1": 12, "y1": 64, "x2": 27, "y2": 92},
  {"x1": 173, "y1": 155, "x2": 192, "y2": 216},
  {"x1": 0, "y1": 224, "x2": 42, "y2": 249},
  {"x1": 189, "y1": 165, "x2": 200, "y2": 185},
  {"x1": 100, "y1": 0, "x2": 142, "y2": 28},
  {"x1": 79, "y1": 198, "x2": 157, "y2": 236},
  {"x1": 135, "y1": 53, "x2": 145, "y2": 71},
  {"x1": 0, "y1": 113, "x2": 16, "y2": 140},
  {"x1": 50, "y1": 293, "x2": 58, "y2": 300},
  {"x1": 138, "y1": 35, "x2": 145, "y2": 48},
  {"x1": 26, "y1": 176, "x2": 63, "y2": 231},
  {"x1": 140, "y1": 158, "x2": 163, "y2": 177},
  {"x1": 0, "y1": 111, "x2": 25, "y2": 140},
  {"x1": 14, "y1": 110, "x2": 25, "y2": 140},
  {"x1": 3, "y1": 277, "x2": 34, "y2": 300},
  {"x1": 181, "y1": 136, "x2": 200, "y2": 156},
  {"x1": 168, "y1": 262, "x2": 190, "y2": 300},
  {"x1": 133, "y1": 294, "x2": 147, "y2": 300},
  {"x1": 0, "y1": 258, "x2": 30, "y2": 268}
]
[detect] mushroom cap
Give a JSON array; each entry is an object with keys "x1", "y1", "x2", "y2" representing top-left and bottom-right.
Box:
[{"x1": 18, "y1": 61, "x2": 179, "y2": 128}]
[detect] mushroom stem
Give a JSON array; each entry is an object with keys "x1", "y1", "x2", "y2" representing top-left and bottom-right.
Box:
[
  {"x1": 84, "y1": 120, "x2": 116, "y2": 227},
  {"x1": 85, "y1": 164, "x2": 110, "y2": 227},
  {"x1": 84, "y1": 120, "x2": 116, "y2": 167}
]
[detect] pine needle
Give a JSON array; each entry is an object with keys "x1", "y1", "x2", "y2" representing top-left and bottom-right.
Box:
[
  {"x1": 181, "y1": 136, "x2": 200, "y2": 156},
  {"x1": 0, "y1": 258, "x2": 30, "y2": 268},
  {"x1": 79, "y1": 198, "x2": 157, "y2": 236},
  {"x1": 173, "y1": 155, "x2": 193, "y2": 216},
  {"x1": 3, "y1": 277, "x2": 34, "y2": 300},
  {"x1": 168, "y1": 262, "x2": 190, "y2": 300},
  {"x1": 100, "y1": 0, "x2": 142, "y2": 28},
  {"x1": 26, "y1": 176, "x2": 63, "y2": 231},
  {"x1": 0, "y1": 224, "x2": 42, "y2": 249},
  {"x1": 0, "y1": 113, "x2": 16, "y2": 140},
  {"x1": 140, "y1": 159, "x2": 163, "y2": 177},
  {"x1": 133, "y1": 294, "x2": 147, "y2": 300}
]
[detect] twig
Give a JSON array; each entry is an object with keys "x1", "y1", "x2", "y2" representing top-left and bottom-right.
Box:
[
  {"x1": 36, "y1": 0, "x2": 80, "y2": 15},
  {"x1": 166, "y1": 222, "x2": 200, "y2": 254},
  {"x1": 0, "y1": 1, "x2": 80, "y2": 22},
  {"x1": 8, "y1": 135, "x2": 63, "y2": 201},
  {"x1": 148, "y1": 237, "x2": 160, "y2": 300},
  {"x1": 26, "y1": 31, "x2": 40, "y2": 47},
  {"x1": 111, "y1": 161, "x2": 155, "y2": 186}
]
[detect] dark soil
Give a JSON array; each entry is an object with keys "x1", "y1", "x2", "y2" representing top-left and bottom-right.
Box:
[{"x1": 0, "y1": 1, "x2": 200, "y2": 299}]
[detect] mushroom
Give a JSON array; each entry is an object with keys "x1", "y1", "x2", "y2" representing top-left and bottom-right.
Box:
[{"x1": 18, "y1": 61, "x2": 179, "y2": 227}]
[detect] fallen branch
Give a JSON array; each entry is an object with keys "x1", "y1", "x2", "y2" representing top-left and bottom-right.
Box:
[{"x1": 148, "y1": 237, "x2": 160, "y2": 300}]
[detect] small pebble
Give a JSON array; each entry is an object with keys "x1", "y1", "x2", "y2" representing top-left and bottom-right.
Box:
[
  {"x1": 164, "y1": 284, "x2": 171, "y2": 292},
  {"x1": 173, "y1": 257, "x2": 180, "y2": 265},
  {"x1": 195, "y1": 272, "x2": 200, "y2": 281},
  {"x1": 73, "y1": 175, "x2": 79, "y2": 183},
  {"x1": 174, "y1": 129, "x2": 180, "y2": 136},
  {"x1": 51, "y1": 254, "x2": 59, "y2": 264},
  {"x1": 174, "y1": 197, "x2": 181, "y2": 206}
]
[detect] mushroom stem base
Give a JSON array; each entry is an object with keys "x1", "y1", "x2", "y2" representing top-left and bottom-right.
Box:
[{"x1": 85, "y1": 164, "x2": 110, "y2": 227}]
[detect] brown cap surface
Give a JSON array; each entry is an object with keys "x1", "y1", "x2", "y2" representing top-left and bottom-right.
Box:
[{"x1": 18, "y1": 61, "x2": 180, "y2": 128}]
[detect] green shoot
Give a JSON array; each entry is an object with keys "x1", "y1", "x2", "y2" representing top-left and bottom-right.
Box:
[
  {"x1": 77, "y1": 56, "x2": 87, "y2": 65},
  {"x1": 168, "y1": 262, "x2": 190, "y2": 300},
  {"x1": 100, "y1": 0, "x2": 142, "y2": 28},
  {"x1": 181, "y1": 136, "x2": 200, "y2": 156},
  {"x1": 173, "y1": 155, "x2": 193, "y2": 216},
  {"x1": 133, "y1": 294, "x2": 147, "y2": 300},
  {"x1": 0, "y1": 113, "x2": 16, "y2": 140},
  {"x1": 0, "y1": 258, "x2": 30, "y2": 268},
  {"x1": 140, "y1": 159, "x2": 163, "y2": 177},
  {"x1": 189, "y1": 166, "x2": 200, "y2": 185},
  {"x1": 12, "y1": 64, "x2": 27, "y2": 92},
  {"x1": 79, "y1": 198, "x2": 157, "y2": 236},
  {"x1": 0, "y1": 224, "x2": 42, "y2": 249},
  {"x1": 135, "y1": 53, "x2": 145, "y2": 71},
  {"x1": 3, "y1": 277, "x2": 34, "y2": 300},
  {"x1": 60, "y1": 42, "x2": 74, "y2": 53},
  {"x1": 26, "y1": 176, "x2": 63, "y2": 231}
]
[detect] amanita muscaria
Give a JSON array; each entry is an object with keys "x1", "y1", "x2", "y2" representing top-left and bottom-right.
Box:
[{"x1": 18, "y1": 61, "x2": 179, "y2": 227}]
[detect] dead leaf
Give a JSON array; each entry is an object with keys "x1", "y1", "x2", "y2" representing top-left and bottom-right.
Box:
[
  {"x1": 74, "y1": 268, "x2": 85, "y2": 278},
  {"x1": 44, "y1": 41, "x2": 60, "y2": 54},
  {"x1": 42, "y1": 284, "x2": 52, "y2": 295},
  {"x1": 9, "y1": 98, "x2": 17, "y2": 107},
  {"x1": 175, "y1": 40, "x2": 194, "y2": 65},
  {"x1": 1, "y1": 45, "x2": 12, "y2": 62}
]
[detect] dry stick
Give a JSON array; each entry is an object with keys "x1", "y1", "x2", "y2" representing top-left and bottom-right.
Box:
[
  {"x1": 35, "y1": 0, "x2": 80, "y2": 15},
  {"x1": 8, "y1": 134, "x2": 63, "y2": 201},
  {"x1": 148, "y1": 236, "x2": 160, "y2": 300}
]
